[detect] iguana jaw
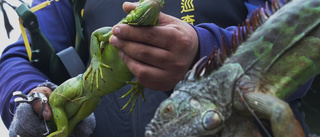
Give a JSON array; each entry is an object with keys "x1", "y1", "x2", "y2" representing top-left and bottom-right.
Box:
[{"x1": 145, "y1": 91, "x2": 225, "y2": 137}]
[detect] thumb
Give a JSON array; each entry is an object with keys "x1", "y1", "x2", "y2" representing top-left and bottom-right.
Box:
[
  {"x1": 32, "y1": 101, "x2": 52, "y2": 121},
  {"x1": 30, "y1": 87, "x2": 53, "y2": 120}
]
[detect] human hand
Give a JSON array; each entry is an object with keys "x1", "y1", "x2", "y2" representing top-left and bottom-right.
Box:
[
  {"x1": 110, "y1": 2, "x2": 199, "y2": 91},
  {"x1": 29, "y1": 87, "x2": 53, "y2": 120}
]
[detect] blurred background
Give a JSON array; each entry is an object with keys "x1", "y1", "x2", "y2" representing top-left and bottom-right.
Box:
[{"x1": 1, "y1": 0, "x2": 32, "y2": 136}]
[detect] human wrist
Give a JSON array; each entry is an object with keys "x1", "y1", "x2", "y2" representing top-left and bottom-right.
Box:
[
  {"x1": 192, "y1": 24, "x2": 217, "y2": 58},
  {"x1": 29, "y1": 81, "x2": 57, "y2": 96},
  {"x1": 36, "y1": 81, "x2": 57, "y2": 91}
]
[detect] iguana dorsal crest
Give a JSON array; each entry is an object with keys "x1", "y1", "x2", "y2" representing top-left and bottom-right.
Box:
[{"x1": 193, "y1": 0, "x2": 290, "y2": 80}]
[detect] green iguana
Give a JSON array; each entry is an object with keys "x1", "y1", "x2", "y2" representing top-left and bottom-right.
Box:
[
  {"x1": 145, "y1": 0, "x2": 320, "y2": 136},
  {"x1": 47, "y1": 0, "x2": 164, "y2": 136}
]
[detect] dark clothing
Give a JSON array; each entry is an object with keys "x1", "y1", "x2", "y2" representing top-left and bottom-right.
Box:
[
  {"x1": 0, "y1": 0, "x2": 313, "y2": 136},
  {"x1": 83, "y1": 1, "x2": 248, "y2": 136}
]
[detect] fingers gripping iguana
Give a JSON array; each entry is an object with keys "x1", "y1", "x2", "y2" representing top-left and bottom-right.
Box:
[
  {"x1": 47, "y1": 0, "x2": 164, "y2": 136},
  {"x1": 146, "y1": 0, "x2": 320, "y2": 136}
]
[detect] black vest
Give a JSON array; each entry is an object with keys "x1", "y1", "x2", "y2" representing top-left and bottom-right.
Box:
[
  {"x1": 82, "y1": 1, "x2": 249, "y2": 137},
  {"x1": 83, "y1": 0, "x2": 248, "y2": 40}
]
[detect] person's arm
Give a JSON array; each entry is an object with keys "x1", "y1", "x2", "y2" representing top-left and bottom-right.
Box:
[
  {"x1": 194, "y1": 23, "x2": 238, "y2": 61},
  {"x1": 0, "y1": 39, "x2": 49, "y2": 128},
  {"x1": 110, "y1": 0, "x2": 313, "y2": 97},
  {"x1": 0, "y1": 0, "x2": 75, "y2": 128},
  {"x1": 109, "y1": 2, "x2": 239, "y2": 91}
]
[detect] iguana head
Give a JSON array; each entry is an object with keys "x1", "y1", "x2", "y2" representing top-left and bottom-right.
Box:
[
  {"x1": 123, "y1": 0, "x2": 165, "y2": 26},
  {"x1": 145, "y1": 35, "x2": 246, "y2": 136},
  {"x1": 145, "y1": 81, "x2": 227, "y2": 137}
]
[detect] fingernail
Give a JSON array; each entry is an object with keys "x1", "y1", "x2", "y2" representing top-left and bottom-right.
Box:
[
  {"x1": 113, "y1": 26, "x2": 120, "y2": 35},
  {"x1": 110, "y1": 35, "x2": 118, "y2": 47}
]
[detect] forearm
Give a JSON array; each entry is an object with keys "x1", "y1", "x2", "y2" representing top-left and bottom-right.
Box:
[
  {"x1": 192, "y1": 0, "x2": 271, "y2": 58},
  {"x1": 0, "y1": 40, "x2": 49, "y2": 128},
  {"x1": 0, "y1": 0, "x2": 76, "y2": 128},
  {"x1": 193, "y1": 0, "x2": 271, "y2": 59},
  {"x1": 193, "y1": 23, "x2": 238, "y2": 60}
]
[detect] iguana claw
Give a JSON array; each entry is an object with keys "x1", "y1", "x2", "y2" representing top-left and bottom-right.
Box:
[
  {"x1": 121, "y1": 81, "x2": 145, "y2": 113},
  {"x1": 84, "y1": 61, "x2": 112, "y2": 91}
]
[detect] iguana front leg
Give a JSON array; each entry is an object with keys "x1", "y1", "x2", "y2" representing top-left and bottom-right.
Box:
[
  {"x1": 86, "y1": 27, "x2": 146, "y2": 112},
  {"x1": 49, "y1": 0, "x2": 164, "y2": 136},
  {"x1": 121, "y1": 81, "x2": 145, "y2": 112},
  {"x1": 49, "y1": 28, "x2": 114, "y2": 137},
  {"x1": 83, "y1": 27, "x2": 113, "y2": 91},
  {"x1": 241, "y1": 92, "x2": 305, "y2": 137}
]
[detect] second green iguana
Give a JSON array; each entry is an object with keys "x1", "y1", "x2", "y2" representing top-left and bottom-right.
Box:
[
  {"x1": 145, "y1": 0, "x2": 320, "y2": 136},
  {"x1": 47, "y1": 0, "x2": 164, "y2": 136}
]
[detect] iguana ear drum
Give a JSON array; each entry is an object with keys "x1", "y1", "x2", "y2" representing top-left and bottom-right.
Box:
[{"x1": 202, "y1": 110, "x2": 222, "y2": 130}]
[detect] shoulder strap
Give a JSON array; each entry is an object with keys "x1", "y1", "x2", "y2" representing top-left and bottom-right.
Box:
[{"x1": 16, "y1": 0, "x2": 88, "y2": 84}]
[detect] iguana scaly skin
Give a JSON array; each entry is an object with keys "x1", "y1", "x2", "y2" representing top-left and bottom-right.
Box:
[
  {"x1": 145, "y1": 0, "x2": 320, "y2": 136},
  {"x1": 47, "y1": 0, "x2": 164, "y2": 136}
]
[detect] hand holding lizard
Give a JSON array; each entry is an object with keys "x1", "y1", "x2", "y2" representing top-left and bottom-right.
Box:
[{"x1": 110, "y1": 2, "x2": 199, "y2": 91}]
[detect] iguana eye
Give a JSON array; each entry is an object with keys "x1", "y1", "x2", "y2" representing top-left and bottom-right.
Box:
[
  {"x1": 159, "y1": 101, "x2": 176, "y2": 120},
  {"x1": 164, "y1": 105, "x2": 173, "y2": 113}
]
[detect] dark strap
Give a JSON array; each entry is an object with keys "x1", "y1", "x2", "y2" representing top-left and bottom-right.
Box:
[
  {"x1": 57, "y1": 47, "x2": 86, "y2": 77},
  {"x1": 15, "y1": 0, "x2": 88, "y2": 84},
  {"x1": 0, "y1": 0, "x2": 14, "y2": 38},
  {"x1": 69, "y1": 0, "x2": 89, "y2": 65}
]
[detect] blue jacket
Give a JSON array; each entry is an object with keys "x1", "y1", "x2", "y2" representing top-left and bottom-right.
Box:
[{"x1": 0, "y1": 0, "x2": 312, "y2": 136}]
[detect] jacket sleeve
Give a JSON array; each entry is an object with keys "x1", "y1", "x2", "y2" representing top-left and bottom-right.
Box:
[
  {"x1": 193, "y1": 0, "x2": 269, "y2": 60},
  {"x1": 193, "y1": 24, "x2": 238, "y2": 59},
  {"x1": 0, "y1": 0, "x2": 75, "y2": 128}
]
